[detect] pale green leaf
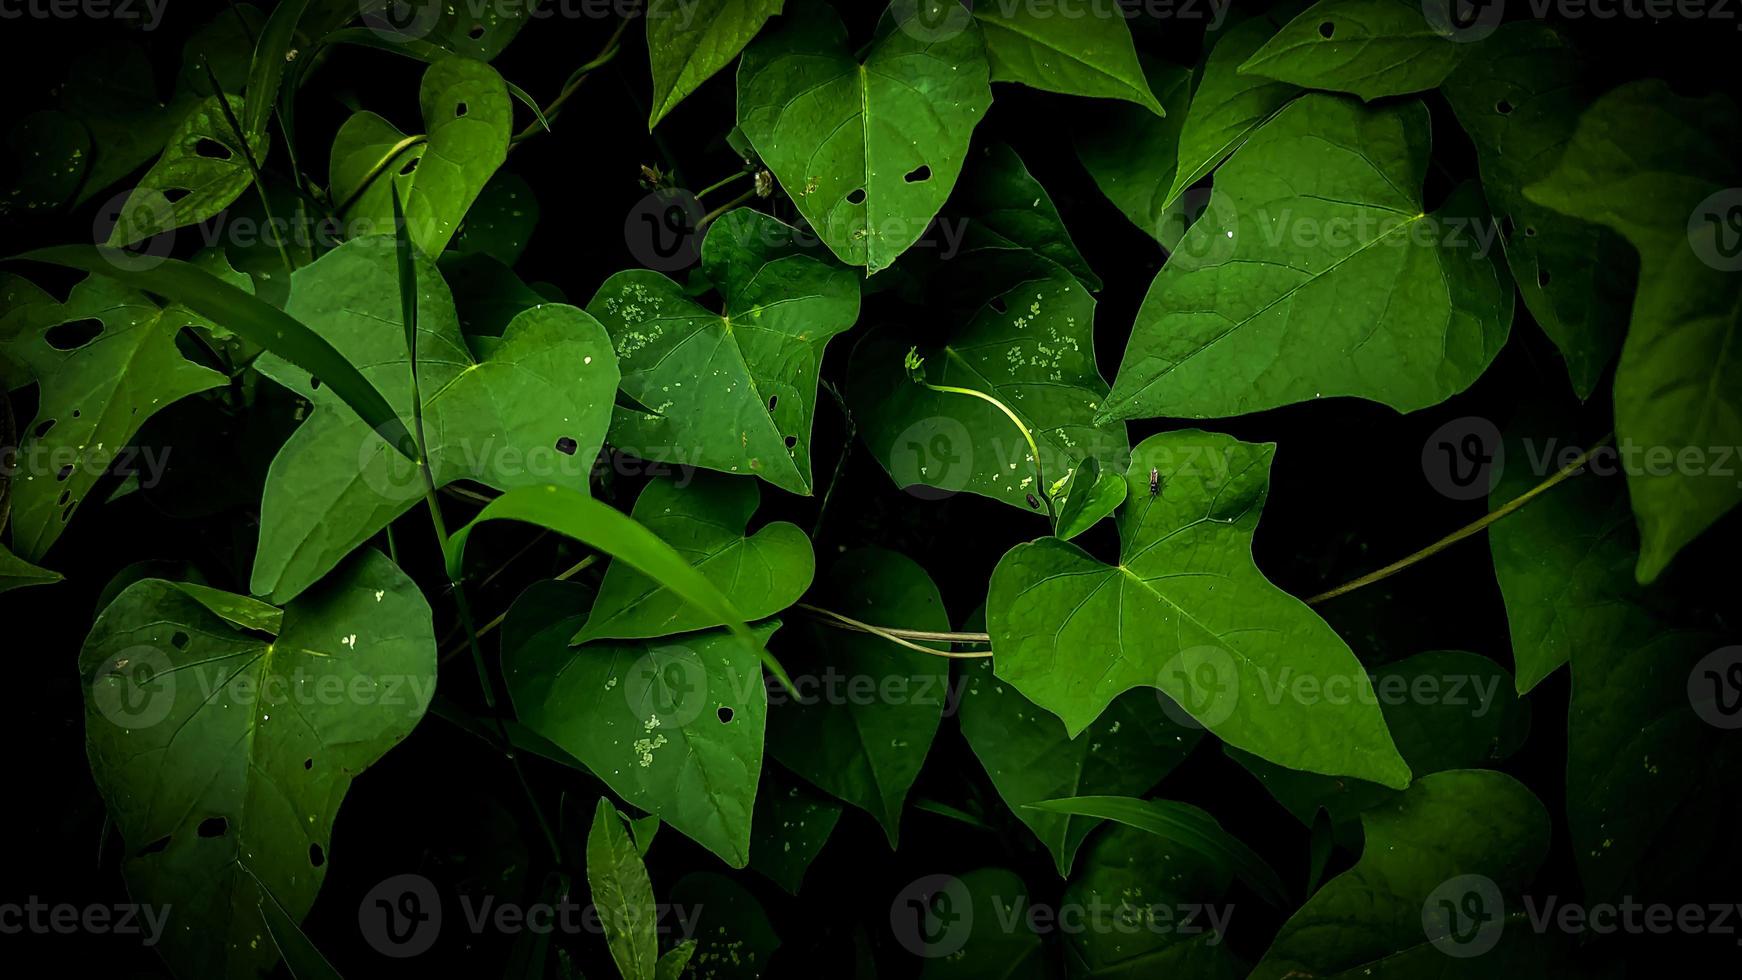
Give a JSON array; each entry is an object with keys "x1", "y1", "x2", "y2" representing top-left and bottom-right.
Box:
[
  {"x1": 586, "y1": 799, "x2": 660, "y2": 980},
  {"x1": 987, "y1": 430, "x2": 1411, "y2": 788},
  {"x1": 330, "y1": 58, "x2": 510, "y2": 257}
]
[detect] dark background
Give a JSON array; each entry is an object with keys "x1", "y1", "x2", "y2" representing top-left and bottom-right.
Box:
[{"x1": 4, "y1": 0, "x2": 1742, "y2": 976}]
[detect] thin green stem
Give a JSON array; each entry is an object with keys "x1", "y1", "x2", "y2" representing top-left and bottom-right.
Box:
[
  {"x1": 908, "y1": 351, "x2": 1056, "y2": 527},
  {"x1": 698, "y1": 188, "x2": 757, "y2": 232},
  {"x1": 204, "y1": 59, "x2": 294, "y2": 276},
  {"x1": 333, "y1": 135, "x2": 426, "y2": 217},
  {"x1": 510, "y1": 16, "x2": 631, "y2": 144},
  {"x1": 795, "y1": 603, "x2": 992, "y2": 658},
  {"x1": 1306, "y1": 434, "x2": 1616, "y2": 605},
  {"x1": 695, "y1": 169, "x2": 750, "y2": 201}
]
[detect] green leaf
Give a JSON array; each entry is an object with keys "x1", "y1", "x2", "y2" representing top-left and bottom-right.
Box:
[
  {"x1": 587, "y1": 208, "x2": 859, "y2": 495},
  {"x1": 1250, "y1": 770, "x2": 1549, "y2": 979},
  {"x1": 1051, "y1": 456, "x2": 1126, "y2": 541},
  {"x1": 586, "y1": 799, "x2": 660, "y2": 980},
  {"x1": 1072, "y1": 57, "x2": 1194, "y2": 246},
  {"x1": 509, "y1": 617, "x2": 776, "y2": 868},
  {"x1": 656, "y1": 941, "x2": 697, "y2": 980},
  {"x1": 1025, "y1": 796, "x2": 1287, "y2": 908},
  {"x1": 957, "y1": 657, "x2": 1198, "y2": 876},
  {"x1": 0, "y1": 271, "x2": 225, "y2": 559},
  {"x1": 1061, "y1": 824, "x2": 1242, "y2": 979},
  {"x1": 244, "y1": 0, "x2": 313, "y2": 136},
  {"x1": 450, "y1": 172, "x2": 539, "y2": 266},
  {"x1": 1443, "y1": 25, "x2": 1632, "y2": 400},
  {"x1": 988, "y1": 430, "x2": 1411, "y2": 788},
  {"x1": 767, "y1": 548, "x2": 950, "y2": 844},
  {"x1": 849, "y1": 269, "x2": 1126, "y2": 515},
  {"x1": 749, "y1": 763, "x2": 842, "y2": 894},
  {"x1": 330, "y1": 57, "x2": 511, "y2": 257},
  {"x1": 973, "y1": 2, "x2": 1162, "y2": 114},
  {"x1": 80, "y1": 550, "x2": 435, "y2": 979},
  {"x1": 257, "y1": 881, "x2": 346, "y2": 980},
  {"x1": 0, "y1": 543, "x2": 61, "y2": 594},
  {"x1": 354, "y1": 0, "x2": 532, "y2": 62},
  {"x1": 736, "y1": 0, "x2": 992, "y2": 272},
  {"x1": 1490, "y1": 412, "x2": 1735, "y2": 901},
  {"x1": 1525, "y1": 80, "x2": 1742, "y2": 582},
  {"x1": 446, "y1": 485, "x2": 776, "y2": 675},
  {"x1": 12, "y1": 246, "x2": 418, "y2": 468},
  {"x1": 647, "y1": 0, "x2": 785, "y2": 128},
  {"x1": 667, "y1": 871, "x2": 781, "y2": 977},
  {"x1": 1229, "y1": 650, "x2": 1528, "y2": 826},
  {"x1": 250, "y1": 238, "x2": 616, "y2": 602},
  {"x1": 1098, "y1": 96, "x2": 1513, "y2": 422},
  {"x1": 107, "y1": 95, "x2": 268, "y2": 248},
  {"x1": 579, "y1": 472, "x2": 814, "y2": 642},
  {"x1": 1165, "y1": 14, "x2": 1301, "y2": 210},
  {"x1": 1240, "y1": 0, "x2": 1476, "y2": 101},
  {"x1": 916, "y1": 868, "x2": 1047, "y2": 979},
  {"x1": 950, "y1": 142, "x2": 1102, "y2": 293}
]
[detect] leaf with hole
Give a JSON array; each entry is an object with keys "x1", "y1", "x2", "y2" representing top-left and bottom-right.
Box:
[
  {"x1": 1525, "y1": 80, "x2": 1742, "y2": 583},
  {"x1": 988, "y1": 430, "x2": 1411, "y2": 788},
  {"x1": 249, "y1": 238, "x2": 616, "y2": 602},
  {"x1": 586, "y1": 208, "x2": 859, "y2": 495},
  {"x1": 1098, "y1": 95, "x2": 1513, "y2": 422},
  {"x1": 79, "y1": 550, "x2": 434, "y2": 980},
  {"x1": 330, "y1": 57, "x2": 511, "y2": 257},
  {"x1": 577, "y1": 472, "x2": 814, "y2": 643},
  {"x1": 736, "y1": 0, "x2": 992, "y2": 272},
  {"x1": 1443, "y1": 24, "x2": 1633, "y2": 400},
  {"x1": 1240, "y1": 0, "x2": 1477, "y2": 102},
  {"x1": 106, "y1": 94, "x2": 268, "y2": 248}
]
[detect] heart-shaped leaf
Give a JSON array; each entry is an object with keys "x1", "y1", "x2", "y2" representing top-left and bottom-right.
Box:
[
  {"x1": 1443, "y1": 24, "x2": 1632, "y2": 400},
  {"x1": 80, "y1": 550, "x2": 434, "y2": 980},
  {"x1": 330, "y1": 57, "x2": 510, "y2": 257},
  {"x1": 1099, "y1": 95, "x2": 1513, "y2": 422},
  {"x1": 973, "y1": 2, "x2": 1162, "y2": 114},
  {"x1": 252, "y1": 238, "x2": 617, "y2": 602},
  {"x1": 587, "y1": 208, "x2": 859, "y2": 495},
  {"x1": 988, "y1": 430, "x2": 1411, "y2": 788},
  {"x1": 577, "y1": 472, "x2": 814, "y2": 643},
  {"x1": 767, "y1": 548, "x2": 949, "y2": 844},
  {"x1": 736, "y1": 0, "x2": 992, "y2": 272},
  {"x1": 748, "y1": 763, "x2": 842, "y2": 894},
  {"x1": 647, "y1": 0, "x2": 785, "y2": 128},
  {"x1": 1072, "y1": 56, "x2": 1194, "y2": 246},
  {"x1": 507, "y1": 605, "x2": 777, "y2": 868},
  {"x1": 1525, "y1": 80, "x2": 1742, "y2": 583},
  {"x1": 958, "y1": 657, "x2": 1199, "y2": 876},
  {"x1": 1241, "y1": 0, "x2": 1477, "y2": 101}
]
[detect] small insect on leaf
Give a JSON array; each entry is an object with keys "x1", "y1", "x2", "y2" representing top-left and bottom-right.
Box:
[{"x1": 1149, "y1": 467, "x2": 1161, "y2": 497}]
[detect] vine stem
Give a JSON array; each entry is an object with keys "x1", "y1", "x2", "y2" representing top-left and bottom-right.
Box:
[
  {"x1": 795, "y1": 603, "x2": 991, "y2": 658},
  {"x1": 909, "y1": 350, "x2": 1057, "y2": 528},
  {"x1": 510, "y1": 15, "x2": 632, "y2": 145},
  {"x1": 1304, "y1": 433, "x2": 1615, "y2": 605},
  {"x1": 697, "y1": 188, "x2": 758, "y2": 232},
  {"x1": 695, "y1": 169, "x2": 751, "y2": 200}
]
